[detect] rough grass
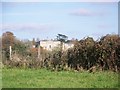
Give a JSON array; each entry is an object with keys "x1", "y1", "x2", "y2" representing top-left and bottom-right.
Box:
[{"x1": 2, "y1": 67, "x2": 119, "y2": 88}]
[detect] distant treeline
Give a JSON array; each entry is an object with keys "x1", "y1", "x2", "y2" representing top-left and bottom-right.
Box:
[{"x1": 2, "y1": 31, "x2": 120, "y2": 72}]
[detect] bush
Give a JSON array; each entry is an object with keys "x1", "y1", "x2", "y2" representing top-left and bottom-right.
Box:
[
  {"x1": 2, "y1": 34, "x2": 120, "y2": 72},
  {"x1": 67, "y1": 35, "x2": 120, "y2": 72}
]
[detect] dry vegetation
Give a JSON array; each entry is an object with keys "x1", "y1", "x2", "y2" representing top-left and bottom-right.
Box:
[{"x1": 2, "y1": 32, "x2": 120, "y2": 72}]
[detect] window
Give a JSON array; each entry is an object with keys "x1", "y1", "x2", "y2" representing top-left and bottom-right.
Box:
[{"x1": 49, "y1": 45, "x2": 51, "y2": 48}]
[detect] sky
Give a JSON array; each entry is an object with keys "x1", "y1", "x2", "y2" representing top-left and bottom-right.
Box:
[{"x1": 1, "y1": 1, "x2": 118, "y2": 41}]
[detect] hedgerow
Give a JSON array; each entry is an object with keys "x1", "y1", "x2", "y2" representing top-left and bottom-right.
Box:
[{"x1": 2, "y1": 34, "x2": 120, "y2": 72}]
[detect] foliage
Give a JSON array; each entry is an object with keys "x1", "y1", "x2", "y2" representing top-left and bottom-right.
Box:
[
  {"x1": 2, "y1": 31, "x2": 15, "y2": 60},
  {"x1": 13, "y1": 39, "x2": 28, "y2": 56},
  {"x1": 67, "y1": 35, "x2": 120, "y2": 72},
  {"x1": 2, "y1": 31, "x2": 120, "y2": 72},
  {"x1": 57, "y1": 34, "x2": 68, "y2": 42}
]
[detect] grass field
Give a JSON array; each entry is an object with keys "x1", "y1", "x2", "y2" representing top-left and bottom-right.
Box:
[{"x1": 2, "y1": 67, "x2": 119, "y2": 88}]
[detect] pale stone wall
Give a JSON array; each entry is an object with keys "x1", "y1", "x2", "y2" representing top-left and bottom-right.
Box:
[
  {"x1": 40, "y1": 40, "x2": 61, "y2": 51},
  {"x1": 62, "y1": 43, "x2": 74, "y2": 51},
  {"x1": 40, "y1": 40, "x2": 74, "y2": 51}
]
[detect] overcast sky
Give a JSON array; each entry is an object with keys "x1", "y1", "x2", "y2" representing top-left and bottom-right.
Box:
[{"x1": 1, "y1": 1, "x2": 118, "y2": 40}]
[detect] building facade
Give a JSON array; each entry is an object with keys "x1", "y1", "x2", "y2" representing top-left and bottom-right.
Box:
[{"x1": 37, "y1": 40, "x2": 74, "y2": 51}]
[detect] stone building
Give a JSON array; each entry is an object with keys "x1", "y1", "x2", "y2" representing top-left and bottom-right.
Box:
[{"x1": 35, "y1": 40, "x2": 74, "y2": 51}]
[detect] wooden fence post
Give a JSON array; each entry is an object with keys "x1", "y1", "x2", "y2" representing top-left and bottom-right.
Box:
[
  {"x1": 38, "y1": 41, "x2": 40, "y2": 59},
  {"x1": 9, "y1": 46, "x2": 12, "y2": 60}
]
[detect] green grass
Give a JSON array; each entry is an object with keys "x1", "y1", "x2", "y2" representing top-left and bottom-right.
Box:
[{"x1": 2, "y1": 67, "x2": 119, "y2": 88}]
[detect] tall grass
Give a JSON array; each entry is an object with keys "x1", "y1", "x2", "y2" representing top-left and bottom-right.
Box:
[{"x1": 2, "y1": 67, "x2": 118, "y2": 88}]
